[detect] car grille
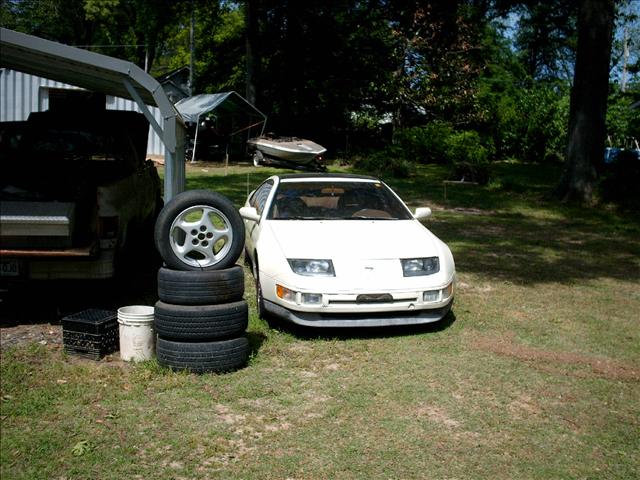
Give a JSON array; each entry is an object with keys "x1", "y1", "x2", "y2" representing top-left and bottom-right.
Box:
[{"x1": 329, "y1": 294, "x2": 418, "y2": 305}]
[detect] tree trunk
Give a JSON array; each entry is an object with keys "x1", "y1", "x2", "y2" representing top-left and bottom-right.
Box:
[
  {"x1": 245, "y1": 0, "x2": 260, "y2": 106},
  {"x1": 557, "y1": 0, "x2": 615, "y2": 204}
]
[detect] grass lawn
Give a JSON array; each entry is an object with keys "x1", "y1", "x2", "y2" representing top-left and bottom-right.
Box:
[{"x1": 1, "y1": 160, "x2": 639, "y2": 479}]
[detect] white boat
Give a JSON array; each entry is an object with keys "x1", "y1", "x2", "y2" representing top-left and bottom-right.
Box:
[{"x1": 247, "y1": 135, "x2": 327, "y2": 170}]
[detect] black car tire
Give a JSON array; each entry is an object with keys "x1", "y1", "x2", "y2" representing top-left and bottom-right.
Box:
[
  {"x1": 157, "y1": 265, "x2": 245, "y2": 305},
  {"x1": 154, "y1": 190, "x2": 245, "y2": 271},
  {"x1": 154, "y1": 300, "x2": 248, "y2": 341},
  {"x1": 156, "y1": 336, "x2": 249, "y2": 374},
  {"x1": 255, "y1": 270, "x2": 266, "y2": 320}
]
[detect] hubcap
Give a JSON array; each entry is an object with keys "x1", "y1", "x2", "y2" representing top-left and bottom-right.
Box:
[{"x1": 169, "y1": 204, "x2": 233, "y2": 268}]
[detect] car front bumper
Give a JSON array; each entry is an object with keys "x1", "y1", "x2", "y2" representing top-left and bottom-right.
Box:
[{"x1": 264, "y1": 297, "x2": 453, "y2": 327}]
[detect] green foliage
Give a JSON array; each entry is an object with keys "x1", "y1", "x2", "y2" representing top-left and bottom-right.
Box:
[
  {"x1": 606, "y1": 91, "x2": 640, "y2": 148},
  {"x1": 354, "y1": 146, "x2": 415, "y2": 178},
  {"x1": 444, "y1": 130, "x2": 492, "y2": 165},
  {"x1": 481, "y1": 82, "x2": 569, "y2": 163},
  {"x1": 394, "y1": 122, "x2": 454, "y2": 164},
  {"x1": 444, "y1": 130, "x2": 492, "y2": 185},
  {"x1": 523, "y1": 85, "x2": 569, "y2": 163},
  {"x1": 84, "y1": 0, "x2": 119, "y2": 20},
  {"x1": 1, "y1": 0, "x2": 89, "y2": 44},
  {"x1": 390, "y1": 124, "x2": 493, "y2": 183},
  {"x1": 382, "y1": 125, "x2": 494, "y2": 183},
  {"x1": 71, "y1": 440, "x2": 94, "y2": 456},
  {"x1": 389, "y1": 3, "x2": 488, "y2": 127},
  {"x1": 512, "y1": 1, "x2": 578, "y2": 81}
]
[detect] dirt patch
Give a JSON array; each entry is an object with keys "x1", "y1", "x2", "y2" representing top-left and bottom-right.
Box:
[
  {"x1": 414, "y1": 403, "x2": 462, "y2": 428},
  {"x1": 449, "y1": 207, "x2": 498, "y2": 216},
  {"x1": 0, "y1": 323, "x2": 63, "y2": 351},
  {"x1": 473, "y1": 333, "x2": 639, "y2": 382}
]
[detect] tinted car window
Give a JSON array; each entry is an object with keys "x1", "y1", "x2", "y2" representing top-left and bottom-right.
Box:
[
  {"x1": 268, "y1": 181, "x2": 412, "y2": 220},
  {"x1": 249, "y1": 180, "x2": 274, "y2": 216}
]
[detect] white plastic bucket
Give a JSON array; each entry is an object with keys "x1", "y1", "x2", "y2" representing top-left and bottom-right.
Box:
[{"x1": 117, "y1": 305, "x2": 155, "y2": 362}]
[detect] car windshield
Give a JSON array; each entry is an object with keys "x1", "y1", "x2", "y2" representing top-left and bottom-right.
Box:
[{"x1": 267, "y1": 181, "x2": 413, "y2": 220}]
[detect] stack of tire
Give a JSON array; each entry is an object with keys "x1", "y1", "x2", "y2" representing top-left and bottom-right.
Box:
[{"x1": 153, "y1": 190, "x2": 248, "y2": 374}]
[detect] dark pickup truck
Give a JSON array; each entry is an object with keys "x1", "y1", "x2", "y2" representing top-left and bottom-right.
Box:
[{"x1": 0, "y1": 110, "x2": 161, "y2": 282}]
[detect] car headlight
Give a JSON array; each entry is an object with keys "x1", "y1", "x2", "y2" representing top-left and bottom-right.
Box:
[
  {"x1": 441, "y1": 282, "x2": 454, "y2": 300},
  {"x1": 401, "y1": 257, "x2": 439, "y2": 276},
  {"x1": 288, "y1": 259, "x2": 335, "y2": 277},
  {"x1": 276, "y1": 284, "x2": 297, "y2": 302},
  {"x1": 276, "y1": 285, "x2": 324, "y2": 305}
]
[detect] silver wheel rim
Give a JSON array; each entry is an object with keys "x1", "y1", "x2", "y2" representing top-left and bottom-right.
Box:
[{"x1": 168, "y1": 204, "x2": 234, "y2": 268}]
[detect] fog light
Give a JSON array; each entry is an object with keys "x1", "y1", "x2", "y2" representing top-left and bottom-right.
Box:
[
  {"x1": 441, "y1": 282, "x2": 454, "y2": 300},
  {"x1": 301, "y1": 293, "x2": 323, "y2": 305},
  {"x1": 423, "y1": 290, "x2": 439, "y2": 302},
  {"x1": 276, "y1": 284, "x2": 297, "y2": 302}
]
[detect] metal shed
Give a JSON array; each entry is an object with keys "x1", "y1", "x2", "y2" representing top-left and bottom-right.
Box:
[{"x1": 0, "y1": 27, "x2": 186, "y2": 200}]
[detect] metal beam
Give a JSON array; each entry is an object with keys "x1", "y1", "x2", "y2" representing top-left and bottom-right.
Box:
[{"x1": 123, "y1": 78, "x2": 163, "y2": 139}]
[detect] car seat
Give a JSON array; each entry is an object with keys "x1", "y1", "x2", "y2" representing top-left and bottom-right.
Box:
[
  {"x1": 338, "y1": 189, "x2": 364, "y2": 216},
  {"x1": 277, "y1": 197, "x2": 307, "y2": 218}
]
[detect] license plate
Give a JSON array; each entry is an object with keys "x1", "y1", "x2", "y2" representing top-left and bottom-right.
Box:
[
  {"x1": 356, "y1": 293, "x2": 393, "y2": 304},
  {"x1": 0, "y1": 260, "x2": 20, "y2": 277}
]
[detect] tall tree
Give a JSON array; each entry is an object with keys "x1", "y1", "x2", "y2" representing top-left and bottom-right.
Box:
[
  {"x1": 253, "y1": 0, "x2": 396, "y2": 144},
  {"x1": 244, "y1": 0, "x2": 261, "y2": 106},
  {"x1": 85, "y1": 0, "x2": 177, "y2": 72},
  {"x1": 557, "y1": 0, "x2": 615, "y2": 204},
  {"x1": 1, "y1": 0, "x2": 94, "y2": 45},
  {"x1": 386, "y1": 1, "x2": 488, "y2": 131},
  {"x1": 513, "y1": 1, "x2": 578, "y2": 80}
]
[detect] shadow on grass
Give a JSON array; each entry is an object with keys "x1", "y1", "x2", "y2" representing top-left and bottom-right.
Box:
[
  {"x1": 430, "y1": 210, "x2": 640, "y2": 285},
  {"x1": 183, "y1": 163, "x2": 640, "y2": 287},
  {"x1": 247, "y1": 330, "x2": 267, "y2": 357},
  {"x1": 0, "y1": 263, "x2": 160, "y2": 326},
  {"x1": 181, "y1": 165, "x2": 291, "y2": 207}
]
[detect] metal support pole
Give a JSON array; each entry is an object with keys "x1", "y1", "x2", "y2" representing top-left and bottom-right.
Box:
[{"x1": 191, "y1": 115, "x2": 200, "y2": 163}]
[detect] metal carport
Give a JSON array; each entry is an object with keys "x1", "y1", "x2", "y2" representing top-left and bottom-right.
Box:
[
  {"x1": 0, "y1": 27, "x2": 186, "y2": 200},
  {"x1": 175, "y1": 92, "x2": 267, "y2": 163}
]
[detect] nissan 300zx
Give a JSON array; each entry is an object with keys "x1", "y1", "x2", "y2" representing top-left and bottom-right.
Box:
[{"x1": 240, "y1": 174, "x2": 455, "y2": 327}]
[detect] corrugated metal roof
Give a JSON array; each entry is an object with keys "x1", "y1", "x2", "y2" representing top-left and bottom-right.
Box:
[{"x1": 0, "y1": 28, "x2": 158, "y2": 104}]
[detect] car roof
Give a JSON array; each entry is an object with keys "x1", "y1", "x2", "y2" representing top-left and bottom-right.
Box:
[{"x1": 278, "y1": 173, "x2": 379, "y2": 182}]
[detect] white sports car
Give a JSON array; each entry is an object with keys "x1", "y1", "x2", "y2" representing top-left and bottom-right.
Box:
[{"x1": 239, "y1": 174, "x2": 455, "y2": 327}]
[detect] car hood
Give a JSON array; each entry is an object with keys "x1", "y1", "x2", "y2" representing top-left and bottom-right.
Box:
[{"x1": 267, "y1": 220, "x2": 441, "y2": 260}]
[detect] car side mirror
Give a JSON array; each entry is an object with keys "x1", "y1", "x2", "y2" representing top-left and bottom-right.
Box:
[
  {"x1": 239, "y1": 206, "x2": 261, "y2": 222},
  {"x1": 413, "y1": 207, "x2": 432, "y2": 220}
]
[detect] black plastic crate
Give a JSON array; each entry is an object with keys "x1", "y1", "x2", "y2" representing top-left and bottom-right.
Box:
[
  {"x1": 62, "y1": 309, "x2": 118, "y2": 360},
  {"x1": 63, "y1": 327, "x2": 118, "y2": 360},
  {"x1": 62, "y1": 309, "x2": 117, "y2": 334}
]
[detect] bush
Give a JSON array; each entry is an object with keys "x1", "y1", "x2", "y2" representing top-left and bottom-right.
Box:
[
  {"x1": 387, "y1": 126, "x2": 494, "y2": 182},
  {"x1": 444, "y1": 130, "x2": 492, "y2": 185},
  {"x1": 355, "y1": 145, "x2": 415, "y2": 178},
  {"x1": 450, "y1": 161, "x2": 491, "y2": 185},
  {"x1": 394, "y1": 122, "x2": 454, "y2": 164},
  {"x1": 444, "y1": 130, "x2": 491, "y2": 164},
  {"x1": 484, "y1": 84, "x2": 569, "y2": 163}
]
